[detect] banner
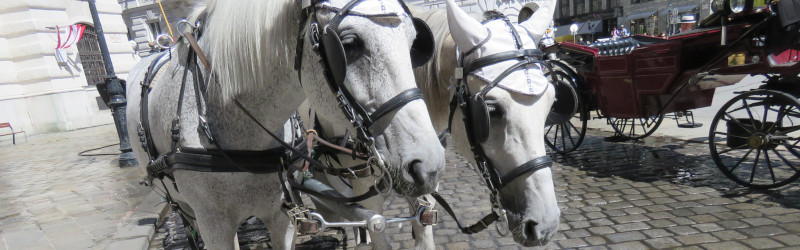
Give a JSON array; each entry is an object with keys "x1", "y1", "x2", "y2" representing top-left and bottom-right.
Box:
[{"x1": 56, "y1": 24, "x2": 86, "y2": 49}]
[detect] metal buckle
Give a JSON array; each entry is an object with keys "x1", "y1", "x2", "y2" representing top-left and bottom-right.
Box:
[{"x1": 198, "y1": 116, "x2": 215, "y2": 143}]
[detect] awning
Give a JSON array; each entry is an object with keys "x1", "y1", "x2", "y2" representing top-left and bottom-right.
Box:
[
  {"x1": 659, "y1": 4, "x2": 700, "y2": 15},
  {"x1": 625, "y1": 11, "x2": 657, "y2": 22}
]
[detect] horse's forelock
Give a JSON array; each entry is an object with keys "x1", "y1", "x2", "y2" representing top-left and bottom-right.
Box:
[{"x1": 200, "y1": 0, "x2": 300, "y2": 103}]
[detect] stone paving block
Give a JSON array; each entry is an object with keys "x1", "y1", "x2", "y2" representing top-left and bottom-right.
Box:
[
  {"x1": 700, "y1": 241, "x2": 750, "y2": 250},
  {"x1": 667, "y1": 226, "x2": 700, "y2": 236},
  {"x1": 669, "y1": 217, "x2": 696, "y2": 226},
  {"x1": 610, "y1": 214, "x2": 649, "y2": 224},
  {"x1": 742, "y1": 225, "x2": 787, "y2": 237},
  {"x1": 642, "y1": 229, "x2": 674, "y2": 238},
  {"x1": 557, "y1": 238, "x2": 588, "y2": 248},
  {"x1": 647, "y1": 219, "x2": 677, "y2": 228},
  {"x1": 563, "y1": 229, "x2": 591, "y2": 239},
  {"x1": 2, "y1": 230, "x2": 51, "y2": 249},
  {"x1": 779, "y1": 222, "x2": 800, "y2": 234},
  {"x1": 611, "y1": 222, "x2": 650, "y2": 232},
  {"x1": 587, "y1": 226, "x2": 615, "y2": 235},
  {"x1": 741, "y1": 217, "x2": 777, "y2": 226},
  {"x1": 105, "y1": 236, "x2": 148, "y2": 250},
  {"x1": 608, "y1": 241, "x2": 649, "y2": 250},
  {"x1": 621, "y1": 207, "x2": 646, "y2": 215},
  {"x1": 773, "y1": 234, "x2": 800, "y2": 245},
  {"x1": 688, "y1": 214, "x2": 719, "y2": 223},
  {"x1": 111, "y1": 224, "x2": 154, "y2": 241},
  {"x1": 644, "y1": 237, "x2": 682, "y2": 249},
  {"x1": 691, "y1": 223, "x2": 724, "y2": 232},
  {"x1": 769, "y1": 213, "x2": 800, "y2": 223},
  {"x1": 674, "y1": 233, "x2": 719, "y2": 245},
  {"x1": 604, "y1": 231, "x2": 647, "y2": 243},
  {"x1": 711, "y1": 230, "x2": 748, "y2": 240},
  {"x1": 741, "y1": 237, "x2": 785, "y2": 249},
  {"x1": 583, "y1": 236, "x2": 607, "y2": 245}
]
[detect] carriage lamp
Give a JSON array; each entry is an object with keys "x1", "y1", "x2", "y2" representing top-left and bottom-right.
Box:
[
  {"x1": 88, "y1": 0, "x2": 137, "y2": 167},
  {"x1": 730, "y1": 0, "x2": 747, "y2": 13}
]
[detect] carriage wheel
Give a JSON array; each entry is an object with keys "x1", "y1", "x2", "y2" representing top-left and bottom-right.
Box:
[
  {"x1": 608, "y1": 115, "x2": 664, "y2": 140},
  {"x1": 544, "y1": 66, "x2": 587, "y2": 154},
  {"x1": 545, "y1": 107, "x2": 588, "y2": 154},
  {"x1": 708, "y1": 89, "x2": 800, "y2": 189}
]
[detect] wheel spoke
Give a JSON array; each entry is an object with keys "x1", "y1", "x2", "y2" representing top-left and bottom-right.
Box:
[
  {"x1": 562, "y1": 123, "x2": 575, "y2": 147},
  {"x1": 713, "y1": 131, "x2": 749, "y2": 139},
  {"x1": 717, "y1": 144, "x2": 750, "y2": 154},
  {"x1": 724, "y1": 113, "x2": 755, "y2": 133},
  {"x1": 560, "y1": 124, "x2": 567, "y2": 149},
  {"x1": 742, "y1": 98, "x2": 760, "y2": 129},
  {"x1": 766, "y1": 105, "x2": 787, "y2": 132},
  {"x1": 764, "y1": 149, "x2": 777, "y2": 184},
  {"x1": 772, "y1": 148, "x2": 799, "y2": 172},
  {"x1": 749, "y1": 149, "x2": 762, "y2": 184},
  {"x1": 568, "y1": 120, "x2": 581, "y2": 136},
  {"x1": 731, "y1": 148, "x2": 755, "y2": 172},
  {"x1": 546, "y1": 124, "x2": 555, "y2": 136},
  {"x1": 761, "y1": 94, "x2": 772, "y2": 131}
]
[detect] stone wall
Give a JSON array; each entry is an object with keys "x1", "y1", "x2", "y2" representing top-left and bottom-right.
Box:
[{"x1": 0, "y1": 0, "x2": 137, "y2": 138}]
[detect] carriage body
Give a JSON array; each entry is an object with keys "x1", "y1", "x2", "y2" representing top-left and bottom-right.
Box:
[
  {"x1": 544, "y1": 0, "x2": 800, "y2": 189},
  {"x1": 548, "y1": 9, "x2": 799, "y2": 119}
]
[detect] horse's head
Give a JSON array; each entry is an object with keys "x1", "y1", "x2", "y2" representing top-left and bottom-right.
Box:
[
  {"x1": 299, "y1": 0, "x2": 444, "y2": 197},
  {"x1": 445, "y1": 0, "x2": 560, "y2": 246}
]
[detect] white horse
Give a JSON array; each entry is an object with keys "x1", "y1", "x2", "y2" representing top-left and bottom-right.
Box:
[
  {"x1": 309, "y1": 0, "x2": 561, "y2": 247},
  {"x1": 125, "y1": 0, "x2": 445, "y2": 249}
]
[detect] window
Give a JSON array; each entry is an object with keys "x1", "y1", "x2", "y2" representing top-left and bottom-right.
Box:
[
  {"x1": 559, "y1": 0, "x2": 571, "y2": 17},
  {"x1": 576, "y1": 0, "x2": 586, "y2": 15},
  {"x1": 76, "y1": 26, "x2": 107, "y2": 86},
  {"x1": 148, "y1": 21, "x2": 162, "y2": 41},
  {"x1": 609, "y1": 0, "x2": 622, "y2": 8},
  {"x1": 591, "y1": 0, "x2": 604, "y2": 12},
  {"x1": 632, "y1": 0, "x2": 653, "y2": 3}
]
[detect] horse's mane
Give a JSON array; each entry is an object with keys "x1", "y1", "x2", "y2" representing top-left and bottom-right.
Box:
[
  {"x1": 199, "y1": 0, "x2": 301, "y2": 102},
  {"x1": 410, "y1": 7, "x2": 454, "y2": 119}
]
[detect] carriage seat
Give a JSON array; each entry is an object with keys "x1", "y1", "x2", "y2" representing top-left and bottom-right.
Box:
[{"x1": 588, "y1": 37, "x2": 641, "y2": 56}]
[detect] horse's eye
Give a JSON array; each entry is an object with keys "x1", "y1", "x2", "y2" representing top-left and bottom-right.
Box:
[
  {"x1": 486, "y1": 101, "x2": 503, "y2": 118},
  {"x1": 340, "y1": 33, "x2": 363, "y2": 62}
]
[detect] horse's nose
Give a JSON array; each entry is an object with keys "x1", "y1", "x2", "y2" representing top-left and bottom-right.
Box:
[
  {"x1": 404, "y1": 159, "x2": 437, "y2": 194},
  {"x1": 523, "y1": 220, "x2": 552, "y2": 245}
]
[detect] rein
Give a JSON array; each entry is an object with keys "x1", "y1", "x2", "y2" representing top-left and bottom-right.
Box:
[{"x1": 436, "y1": 15, "x2": 553, "y2": 235}]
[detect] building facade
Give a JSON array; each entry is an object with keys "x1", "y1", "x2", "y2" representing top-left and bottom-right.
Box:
[
  {"x1": 0, "y1": 0, "x2": 138, "y2": 139},
  {"x1": 118, "y1": 0, "x2": 195, "y2": 57},
  {"x1": 554, "y1": 0, "x2": 711, "y2": 42}
]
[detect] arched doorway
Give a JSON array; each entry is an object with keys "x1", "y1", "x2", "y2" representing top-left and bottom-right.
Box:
[{"x1": 76, "y1": 25, "x2": 107, "y2": 86}]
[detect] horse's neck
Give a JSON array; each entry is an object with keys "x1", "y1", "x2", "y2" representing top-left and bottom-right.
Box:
[{"x1": 198, "y1": 0, "x2": 304, "y2": 150}]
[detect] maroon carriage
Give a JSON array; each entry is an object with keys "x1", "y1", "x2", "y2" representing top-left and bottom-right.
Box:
[{"x1": 543, "y1": 0, "x2": 800, "y2": 188}]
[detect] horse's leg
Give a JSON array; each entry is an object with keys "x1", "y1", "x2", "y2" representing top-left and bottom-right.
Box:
[
  {"x1": 191, "y1": 205, "x2": 239, "y2": 250},
  {"x1": 406, "y1": 195, "x2": 436, "y2": 249},
  {"x1": 261, "y1": 203, "x2": 295, "y2": 250}
]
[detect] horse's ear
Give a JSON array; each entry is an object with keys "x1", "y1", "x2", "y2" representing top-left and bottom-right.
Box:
[
  {"x1": 444, "y1": 0, "x2": 488, "y2": 53},
  {"x1": 518, "y1": 0, "x2": 557, "y2": 43}
]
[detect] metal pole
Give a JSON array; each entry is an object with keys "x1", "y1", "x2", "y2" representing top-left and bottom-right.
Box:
[{"x1": 87, "y1": 0, "x2": 137, "y2": 167}]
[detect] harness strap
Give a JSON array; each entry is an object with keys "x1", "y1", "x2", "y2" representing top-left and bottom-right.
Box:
[
  {"x1": 498, "y1": 156, "x2": 552, "y2": 189},
  {"x1": 464, "y1": 49, "x2": 543, "y2": 75},
  {"x1": 368, "y1": 88, "x2": 424, "y2": 125},
  {"x1": 183, "y1": 32, "x2": 210, "y2": 69},
  {"x1": 431, "y1": 192, "x2": 499, "y2": 234}
]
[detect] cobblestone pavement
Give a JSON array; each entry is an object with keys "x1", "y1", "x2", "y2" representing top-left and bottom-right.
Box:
[
  {"x1": 151, "y1": 128, "x2": 800, "y2": 249},
  {"x1": 0, "y1": 125, "x2": 156, "y2": 249}
]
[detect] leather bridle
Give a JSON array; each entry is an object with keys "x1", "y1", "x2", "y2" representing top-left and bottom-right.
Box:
[{"x1": 432, "y1": 15, "x2": 553, "y2": 235}]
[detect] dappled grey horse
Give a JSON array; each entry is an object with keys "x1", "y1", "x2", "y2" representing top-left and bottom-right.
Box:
[{"x1": 125, "y1": 0, "x2": 445, "y2": 249}]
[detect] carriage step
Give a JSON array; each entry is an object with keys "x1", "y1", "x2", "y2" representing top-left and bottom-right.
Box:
[{"x1": 677, "y1": 122, "x2": 703, "y2": 128}]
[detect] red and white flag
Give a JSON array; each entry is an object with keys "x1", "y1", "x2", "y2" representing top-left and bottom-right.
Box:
[{"x1": 56, "y1": 24, "x2": 86, "y2": 49}]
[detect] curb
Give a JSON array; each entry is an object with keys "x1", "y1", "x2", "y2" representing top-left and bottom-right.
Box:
[{"x1": 105, "y1": 191, "x2": 169, "y2": 250}]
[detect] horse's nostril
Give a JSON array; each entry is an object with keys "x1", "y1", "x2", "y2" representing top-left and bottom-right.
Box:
[
  {"x1": 407, "y1": 160, "x2": 423, "y2": 184},
  {"x1": 525, "y1": 220, "x2": 538, "y2": 239}
]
